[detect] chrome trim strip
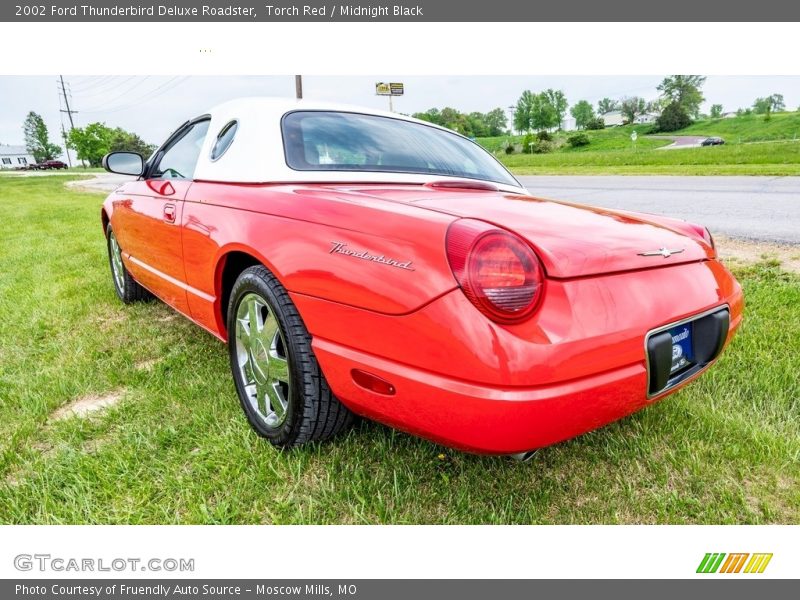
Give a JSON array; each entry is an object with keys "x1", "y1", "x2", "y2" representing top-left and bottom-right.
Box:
[
  {"x1": 126, "y1": 254, "x2": 215, "y2": 303},
  {"x1": 644, "y1": 303, "x2": 730, "y2": 400}
]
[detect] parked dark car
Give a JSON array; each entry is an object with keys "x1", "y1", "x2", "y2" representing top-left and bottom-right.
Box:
[
  {"x1": 36, "y1": 160, "x2": 69, "y2": 170},
  {"x1": 701, "y1": 137, "x2": 725, "y2": 146}
]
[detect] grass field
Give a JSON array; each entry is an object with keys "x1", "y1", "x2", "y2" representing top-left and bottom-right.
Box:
[
  {"x1": 501, "y1": 140, "x2": 800, "y2": 176},
  {"x1": 0, "y1": 174, "x2": 798, "y2": 524},
  {"x1": 478, "y1": 114, "x2": 800, "y2": 175},
  {"x1": 478, "y1": 125, "x2": 671, "y2": 154},
  {"x1": 666, "y1": 111, "x2": 800, "y2": 143}
]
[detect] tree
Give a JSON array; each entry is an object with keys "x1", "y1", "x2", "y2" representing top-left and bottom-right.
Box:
[
  {"x1": 570, "y1": 100, "x2": 595, "y2": 129},
  {"x1": 514, "y1": 90, "x2": 537, "y2": 132},
  {"x1": 529, "y1": 93, "x2": 558, "y2": 132},
  {"x1": 645, "y1": 98, "x2": 668, "y2": 115},
  {"x1": 412, "y1": 107, "x2": 508, "y2": 138},
  {"x1": 515, "y1": 89, "x2": 567, "y2": 133},
  {"x1": 597, "y1": 98, "x2": 619, "y2": 115},
  {"x1": 67, "y1": 123, "x2": 113, "y2": 167},
  {"x1": 109, "y1": 128, "x2": 156, "y2": 158},
  {"x1": 543, "y1": 89, "x2": 568, "y2": 130},
  {"x1": 710, "y1": 104, "x2": 723, "y2": 118},
  {"x1": 585, "y1": 117, "x2": 605, "y2": 130},
  {"x1": 23, "y1": 111, "x2": 62, "y2": 163},
  {"x1": 67, "y1": 122, "x2": 155, "y2": 167},
  {"x1": 620, "y1": 96, "x2": 646, "y2": 124},
  {"x1": 483, "y1": 108, "x2": 507, "y2": 136},
  {"x1": 753, "y1": 94, "x2": 785, "y2": 120},
  {"x1": 657, "y1": 75, "x2": 706, "y2": 118},
  {"x1": 655, "y1": 102, "x2": 692, "y2": 132},
  {"x1": 413, "y1": 108, "x2": 442, "y2": 126}
]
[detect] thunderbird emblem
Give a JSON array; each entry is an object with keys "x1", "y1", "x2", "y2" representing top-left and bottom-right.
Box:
[{"x1": 638, "y1": 247, "x2": 685, "y2": 258}]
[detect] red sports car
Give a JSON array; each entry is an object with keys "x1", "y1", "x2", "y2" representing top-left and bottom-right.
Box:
[{"x1": 100, "y1": 98, "x2": 743, "y2": 459}]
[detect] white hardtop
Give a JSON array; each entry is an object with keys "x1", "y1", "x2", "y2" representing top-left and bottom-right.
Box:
[{"x1": 191, "y1": 97, "x2": 525, "y2": 193}]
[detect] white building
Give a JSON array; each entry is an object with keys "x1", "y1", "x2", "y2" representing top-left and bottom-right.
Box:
[
  {"x1": 634, "y1": 112, "x2": 659, "y2": 124},
  {"x1": 0, "y1": 144, "x2": 35, "y2": 169},
  {"x1": 599, "y1": 110, "x2": 624, "y2": 126},
  {"x1": 560, "y1": 116, "x2": 577, "y2": 131}
]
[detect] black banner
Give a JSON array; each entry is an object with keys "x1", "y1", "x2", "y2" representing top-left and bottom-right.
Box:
[{"x1": 4, "y1": 0, "x2": 800, "y2": 22}]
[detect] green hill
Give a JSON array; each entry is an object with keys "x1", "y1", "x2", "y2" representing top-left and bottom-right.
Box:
[
  {"x1": 475, "y1": 111, "x2": 800, "y2": 175},
  {"x1": 668, "y1": 111, "x2": 800, "y2": 142}
]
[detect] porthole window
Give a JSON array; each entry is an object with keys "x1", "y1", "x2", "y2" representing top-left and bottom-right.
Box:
[{"x1": 210, "y1": 120, "x2": 238, "y2": 161}]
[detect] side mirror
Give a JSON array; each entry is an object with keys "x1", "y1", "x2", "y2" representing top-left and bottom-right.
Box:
[{"x1": 102, "y1": 151, "x2": 144, "y2": 176}]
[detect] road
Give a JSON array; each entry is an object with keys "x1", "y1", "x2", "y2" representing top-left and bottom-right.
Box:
[
  {"x1": 518, "y1": 176, "x2": 800, "y2": 244},
  {"x1": 56, "y1": 173, "x2": 799, "y2": 244},
  {"x1": 64, "y1": 173, "x2": 134, "y2": 193},
  {"x1": 650, "y1": 135, "x2": 707, "y2": 150}
]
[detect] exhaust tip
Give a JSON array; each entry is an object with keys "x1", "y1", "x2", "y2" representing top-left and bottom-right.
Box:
[{"x1": 509, "y1": 450, "x2": 537, "y2": 463}]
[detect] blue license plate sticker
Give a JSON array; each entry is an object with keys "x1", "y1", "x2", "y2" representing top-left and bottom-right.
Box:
[{"x1": 668, "y1": 324, "x2": 693, "y2": 374}]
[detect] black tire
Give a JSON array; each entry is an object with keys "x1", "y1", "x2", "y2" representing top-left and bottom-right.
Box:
[
  {"x1": 227, "y1": 265, "x2": 354, "y2": 448},
  {"x1": 106, "y1": 223, "x2": 152, "y2": 303}
]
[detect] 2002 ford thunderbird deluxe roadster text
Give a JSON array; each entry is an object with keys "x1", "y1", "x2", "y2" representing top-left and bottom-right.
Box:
[{"x1": 100, "y1": 98, "x2": 743, "y2": 459}]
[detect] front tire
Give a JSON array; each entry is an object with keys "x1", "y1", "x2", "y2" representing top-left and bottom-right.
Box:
[
  {"x1": 106, "y1": 224, "x2": 152, "y2": 303},
  {"x1": 227, "y1": 265, "x2": 353, "y2": 448}
]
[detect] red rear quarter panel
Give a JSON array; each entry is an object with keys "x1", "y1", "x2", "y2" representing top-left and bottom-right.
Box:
[{"x1": 180, "y1": 182, "x2": 458, "y2": 335}]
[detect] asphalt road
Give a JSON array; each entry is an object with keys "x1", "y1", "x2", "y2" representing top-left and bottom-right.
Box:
[
  {"x1": 651, "y1": 135, "x2": 707, "y2": 150},
  {"x1": 518, "y1": 176, "x2": 800, "y2": 244},
  {"x1": 59, "y1": 173, "x2": 799, "y2": 244}
]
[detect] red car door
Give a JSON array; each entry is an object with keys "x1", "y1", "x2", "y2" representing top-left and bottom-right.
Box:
[{"x1": 112, "y1": 119, "x2": 210, "y2": 316}]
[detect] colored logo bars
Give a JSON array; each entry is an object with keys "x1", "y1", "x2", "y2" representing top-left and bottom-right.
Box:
[{"x1": 697, "y1": 553, "x2": 773, "y2": 574}]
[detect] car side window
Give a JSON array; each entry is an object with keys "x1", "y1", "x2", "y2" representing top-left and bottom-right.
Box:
[{"x1": 152, "y1": 120, "x2": 210, "y2": 180}]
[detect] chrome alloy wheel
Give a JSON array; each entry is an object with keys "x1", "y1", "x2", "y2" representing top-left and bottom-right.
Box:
[
  {"x1": 109, "y1": 231, "x2": 125, "y2": 292},
  {"x1": 234, "y1": 292, "x2": 291, "y2": 429}
]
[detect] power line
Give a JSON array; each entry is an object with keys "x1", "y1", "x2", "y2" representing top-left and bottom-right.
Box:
[
  {"x1": 79, "y1": 76, "x2": 189, "y2": 115},
  {"x1": 73, "y1": 76, "x2": 138, "y2": 99},
  {"x1": 67, "y1": 75, "x2": 125, "y2": 93},
  {"x1": 77, "y1": 76, "x2": 153, "y2": 111}
]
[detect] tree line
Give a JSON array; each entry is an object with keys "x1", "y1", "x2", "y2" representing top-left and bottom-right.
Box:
[
  {"x1": 22, "y1": 111, "x2": 156, "y2": 166},
  {"x1": 414, "y1": 75, "x2": 795, "y2": 138},
  {"x1": 411, "y1": 107, "x2": 508, "y2": 138}
]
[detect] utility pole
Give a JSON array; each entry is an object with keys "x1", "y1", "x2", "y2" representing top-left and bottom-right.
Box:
[
  {"x1": 58, "y1": 75, "x2": 82, "y2": 166},
  {"x1": 60, "y1": 123, "x2": 72, "y2": 167},
  {"x1": 295, "y1": 75, "x2": 303, "y2": 99}
]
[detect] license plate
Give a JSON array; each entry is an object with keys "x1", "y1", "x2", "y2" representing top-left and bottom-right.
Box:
[{"x1": 668, "y1": 324, "x2": 694, "y2": 374}]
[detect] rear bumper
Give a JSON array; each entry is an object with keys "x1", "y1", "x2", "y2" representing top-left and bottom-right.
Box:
[
  {"x1": 297, "y1": 259, "x2": 743, "y2": 454},
  {"x1": 313, "y1": 305, "x2": 739, "y2": 454}
]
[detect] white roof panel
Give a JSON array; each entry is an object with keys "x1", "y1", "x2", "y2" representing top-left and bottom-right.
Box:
[{"x1": 190, "y1": 97, "x2": 524, "y2": 193}]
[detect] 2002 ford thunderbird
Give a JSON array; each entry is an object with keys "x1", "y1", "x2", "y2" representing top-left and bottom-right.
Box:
[{"x1": 101, "y1": 98, "x2": 743, "y2": 459}]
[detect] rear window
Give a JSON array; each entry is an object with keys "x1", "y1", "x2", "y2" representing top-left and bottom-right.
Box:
[{"x1": 282, "y1": 111, "x2": 518, "y2": 187}]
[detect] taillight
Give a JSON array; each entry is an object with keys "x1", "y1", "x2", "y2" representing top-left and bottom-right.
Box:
[{"x1": 446, "y1": 219, "x2": 544, "y2": 323}]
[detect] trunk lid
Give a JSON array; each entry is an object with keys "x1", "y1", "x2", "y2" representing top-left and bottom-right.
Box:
[{"x1": 327, "y1": 184, "x2": 714, "y2": 279}]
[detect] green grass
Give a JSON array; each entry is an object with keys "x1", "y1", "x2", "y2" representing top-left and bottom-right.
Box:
[
  {"x1": 500, "y1": 140, "x2": 800, "y2": 176},
  {"x1": 0, "y1": 175, "x2": 798, "y2": 524},
  {"x1": 477, "y1": 113, "x2": 800, "y2": 175},
  {"x1": 667, "y1": 111, "x2": 800, "y2": 143},
  {"x1": 479, "y1": 124, "x2": 669, "y2": 154}
]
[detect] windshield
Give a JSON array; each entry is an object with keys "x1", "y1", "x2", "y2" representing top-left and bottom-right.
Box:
[{"x1": 282, "y1": 111, "x2": 519, "y2": 187}]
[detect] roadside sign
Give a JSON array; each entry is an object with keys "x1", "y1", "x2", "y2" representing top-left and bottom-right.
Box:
[{"x1": 376, "y1": 82, "x2": 404, "y2": 96}]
